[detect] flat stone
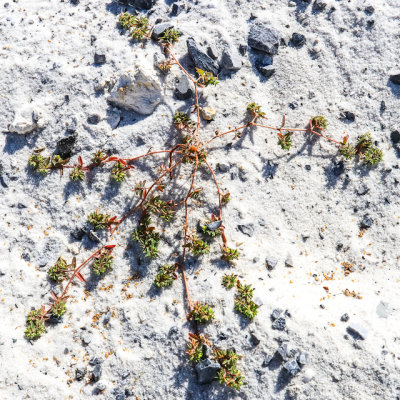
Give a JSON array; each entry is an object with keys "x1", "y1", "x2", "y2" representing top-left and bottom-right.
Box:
[
  {"x1": 8, "y1": 109, "x2": 45, "y2": 134},
  {"x1": 297, "y1": 352, "x2": 308, "y2": 365},
  {"x1": 57, "y1": 134, "x2": 76, "y2": 159},
  {"x1": 187, "y1": 37, "x2": 219, "y2": 76},
  {"x1": 87, "y1": 114, "x2": 100, "y2": 125},
  {"x1": 75, "y1": 367, "x2": 87, "y2": 381},
  {"x1": 389, "y1": 74, "x2": 400, "y2": 85},
  {"x1": 238, "y1": 224, "x2": 254, "y2": 237},
  {"x1": 266, "y1": 256, "x2": 278, "y2": 270},
  {"x1": 207, "y1": 44, "x2": 220, "y2": 60},
  {"x1": 284, "y1": 359, "x2": 301, "y2": 376},
  {"x1": 221, "y1": 46, "x2": 242, "y2": 71},
  {"x1": 207, "y1": 220, "x2": 222, "y2": 231},
  {"x1": 248, "y1": 21, "x2": 281, "y2": 54},
  {"x1": 94, "y1": 52, "x2": 106, "y2": 65},
  {"x1": 340, "y1": 313, "x2": 350, "y2": 322},
  {"x1": 271, "y1": 308, "x2": 283, "y2": 320},
  {"x1": 347, "y1": 322, "x2": 368, "y2": 339},
  {"x1": 291, "y1": 33, "x2": 306, "y2": 47},
  {"x1": 92, "y1": 365, "x2": 102, "y2": 382},
  {"x1": 195, "y1": 359, "x2": 220, "y2": 384},
  {"x1": 285, "y1": 254, "x2": 294, "y2": 268},
  {"x1": 174, "y1": 74, "x2": 193, "y2": 100},
  {"x1": 256, "y1": 64, "x2": 275, "y2": 78},
  {"x1": 151, "y1": 22, "x2": 174, "y2": 41},
  {"x1": 108, "y1": 69, "x2": 162, "y2": 115}
]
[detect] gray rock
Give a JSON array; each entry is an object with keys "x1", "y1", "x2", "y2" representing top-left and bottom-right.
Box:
[
  {"x1": 108, "y1": 69, "x2": 162, "y2": 115},
  {"x1": 217, "y1": 163, "x2": 230, "y2": 172},
  {"x1": 271, "y1": 308, "x2": 283, "y2": 320},
  {"x1": 389, "y1": 74, "x2": 400, "y2": 85},
  {"x1": 297, "y1": 352, "x2": 308, "y2": 365},
  {"x1": 257, "y1": 64, "x2": 275, "y2": 78},
  {"x1": 174, "y1": 74, "x2": 193, "y2": 100},
  {"x1": 187, "y1": 37, "x2": 219, "y2": 76},
  {"x1": 238, "y1": 224, "x2": 254, "y2": 237},
  {"x1": 347, "y1": 322, "x2": 368, "y2": 339},
  {"x1": 341, "y1": 111, "x2": 355, "y2": 121},
  {"x1": 130, "y1": 0, "x2": 156, "y2": 10},
  {"x1": 113, "y1": 388, "x2": 125, "y2": 400},
  {"x1": 272, "y1": 317, "x2": 286, "y2": 330},
  {"x1": 390, "y1": 130, "x2": 400, "y2": 144},
  {"x1": 87, "y1": 114, "x2": 100, "y2": 125},
  {"x1": 376, "y1": 301, "x2": 391, "y2": 318},
  {"x1": 277, "y1": 343, "x2": 294, "y2": 361},
  {"x1": 248, "y1": 21, "x2": 281, "y2": 54},
  {"x1": 151, "y1": 22, "x2": 173, "y2": 41},
  {"x1": 221, "y1": 46, "x2": 242, "y2": 71},
  {"x1": 92, "y1": 365, "x2": 102, "y2": 382},
  {"x1": 96, "y1": 382, "x2": 106, "y2": 392},
  {"x1": 89, "y1": 357, "x2": 103, "y2": 366},
  {"x1": 82, "y1": 334, "x2": 91, "y2": 345},
  {"x1": 360, "y1": 214, "x2": 373, "y2": 229},
  {"x1": 291, "y1": 33, "x2": 306, "y2": 47},
  {"x1": 195, "y1": 359, "x2": 220, "y2": 384},
  {"x1": 207, "y1": 44, "x2": 220, "y2": 60},
  {"x1": 75, "y1": 367, "x2": 87, "y2": 381},
  {"x1": 57, "y1": 134, "x2": 76, "y2": 158},
  {"x1": 207, "y1": 220, "x2": 223, "y2": 231},
  {"x1": 340, "y1": 313, "x2": 350, "y2": 322},
  {"x1": 285, "y1": 254, "x2": 294, "y2": 268},
  {"x1": 266, "y1": 256, "x2": 278, "y2": 270},
  {"x1": 94, "y1": 52, "x2": 106, "y2": 64},
  {"x1": 107, "y1": 109, "x2": 121, "y2": 129},
  {"x1": 313, "y1": 0, "x2": 327, "y2": 11},
  {"x1": 262, "y1": 354, "x2": 273, "y2": 367},
  {"x1": 284, "y1": 359, "x2": 301, "y2": 376},
  {"x1": 8, "y1": 108, "x2": 45, "y2": 134},
  {"x1": 250, "y1": 332, "x2": 260, "y2": 346},
  {"x1": 171, "y1": 2, "x2": 185, "y2": 16}
]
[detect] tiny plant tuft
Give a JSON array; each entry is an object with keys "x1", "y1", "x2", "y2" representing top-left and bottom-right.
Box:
[
  {"x1": 222, "y1": 273, "x2": 238, "y2": 289},
  {"x1": 154, "y1": 264, "x2": 177, "y2": 288},
  {"x1": 92, "y1": 249, "x2": 114, "y2": 276},
  {"x1": 25, "y1": 308, "x2": 46, "y2": 340},
  {"x1": 187, "y1": 302, "x2": 215, "y2": 323},
  {"x1": 48, "y1": 257, "x2": 69, "y2": 283}
]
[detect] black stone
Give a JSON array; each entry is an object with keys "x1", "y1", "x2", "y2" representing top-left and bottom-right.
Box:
[
  {"x1": 341, "y1": 111, "x2": 355, "y2": 121},
  {"x1": 94, "y1": 53, "x2": 106, "y2": 65},
  {"x1": 187, "y1": 38, "x2": 219, "y2": 76},
  {"x1": 391, "y1": 130, "x2": 400, "y2": 144},
  {"x1": 89, "y1": 357, "x2": 103, "y2": 366},
  {"x1": 291, "y1": 33, "x2": 306, "y2": 48},
  {"x1": 341, "y1": 313, "x2": 350, "y2": 322},
  {"x1": 239, "y1": 44, "x2": 247, "y2": 55},
  {"x1": 195, "y1": 359, "x2": 220, "y2": 384},
  {"x1": 332, "y1": 160, "x2": 345, "y2": 177},
  {"x1": 92, "y1": 365, "x2": 102, "y2": 382},
  {"x1": 171, "y1": 2, "x2": 184, "y2": 16},
  {"x1": 250, "y1": 332, "x2": 261, "y2": 346},
  {"x1": 305, "y1": 165, "x2": 311, "y2": 171},
  {"x1": 389, "y1": 74, "x2": 400, "y2": 85},
  {"x1": 57, "y1": 134, "x2": 76, "y2": 158},
  {"x1": 313, "y1": 0, "x2": 327, "y2": 11},
  {"x1": 87, "y1": 114, "x2": 100, "y2": 125},
  {"x1": 272, "y1": 317, "x2": 286, "y2": 330},
  {"x1": 365, "y1": 5, "x2": 374, "y2": 14},
  {"x1": 174, "y1": 74, "x2": 193, "y2": 100},
  {"x1": 248, "y1": 21, "x2": 281, "y2": 54},
  {"x1": 75, "y1": 367, "x2": 87, "y2": 381},
  {"x1": 256, "y1": 64, "x2": 275, "y2": 78},
  {"x1": 70, "y1": 0, "x2": 80, "y2": 4},
  {"x1": 151, "y1": 22, "x2": 173, "y2": 41},
  {"x1": 360, "y1": 214, "x2": 373, "y2": 229},
  {"x1": 238, "y1": 223, "x2": 254, "y2": 237}
]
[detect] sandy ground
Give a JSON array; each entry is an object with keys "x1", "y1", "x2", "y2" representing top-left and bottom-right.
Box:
[{"x1": 0, "y1": 0, "x2": 400, "y2": 399}]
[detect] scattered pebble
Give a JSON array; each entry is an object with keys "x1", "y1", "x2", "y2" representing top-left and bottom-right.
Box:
[
  {"x1": 57, "y1": 134, "x2": 76, "y2": 159},
  {"x1": 284, "y1": 359, "x2": 301, "y2": 376},
  {"x1": 360, "y1": 214, "x2": 373, "y2": 229},
  {"x1": 221, "y1": 45, "x2": 242, "y2": 71},
  {"x1": 187, "y1": 37, "x2": 219, "y2": 76},
  {"x1": 389, "y1": 74, "x2": 400, "y2": 85},
  {"x1": 238, "y1": 223, "x2": 254, "y2": 237},
  {"x1": 291, "y1": 33, "x2": 306, "y2": 47},
  {"x1": 200, "y1": 107, "x2": 216, "y2": 121},
  {"x1": 302, "y1": 368, "x2": 315, "y2": 383},
  {"x1": 340, "y1": 313, "x2": 350, "y2": 322},
  {"x1": 341, "y1": 111, "x2": 355, "y2": 122},
  {"x1": 248, "y1": 21, "x2": 281, "y2": 54},
  {"x1": 271, "y1": 308, "x2": 283, "y2": 320},
  {"x1": 87, "y1": 114, "x2": 101, "y2": 125},
  {"x1": 390, "y1": 130, "x2": 400, "y2": 144},
  {"x1": 272, "y1": 317, "x2": 286, "y2": 331},
  {"x1": 297, "y1": 352, "x2": 308, "y2": 365},
  {"x1": 266, "y1": 256, "x2": 278, "y2": 270},
  {"x1": 285, "y1": 254, "x2": 294, "y2": 268},
  {"x1": 75, "y1": 367, "x2": 87, "y2": 381},
  {"x1": 347, "y1": 322, "x2": 368, "y2": 340},
  {"x1": 151, "y1": 22, "x2": 173, "y2": 41},
  {"x1": 207, "y1": 220, "x2": 222, "y2": 231},
  {"x1": 92, "y1": 365, "x2": 102, "y2": 382},
  {"x1": 313, "y1": 0, "x2": 327, "y2": 11},
  {"x1": 94, "y1": 52, "x2": 106, "y2": 65},
  {"x1": 82, "y1": 334, "x2": 91, "y2": 345},
  {"x1": 217, "y1": 163, "x2": 230, "y2": 172},
  {"x1": 332, "y1": 160, "x2": 345, "y2": 177},
  {"x1": 256, "y1": 64, "x2": 275, "y2": 78},
  {"x1": 174, "y1": 74, "x2": 193, "y2": 100},
  {"x1": 250, "y1": 332, "x2": 261, "y2": 346}
]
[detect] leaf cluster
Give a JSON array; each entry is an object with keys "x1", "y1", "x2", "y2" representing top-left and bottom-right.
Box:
[
  {"x1": 119, "y1": 12, "x2": 150, "y2": 40},
  {"x1": 70, "y1": 165, "x2": 85, "y2": 181},
  {"x1": 187, "y1": 301, "x2": 215, "y2": 323},
  {"x1": 25, "y1": 309, "x2": 46, "y2": 340},
  {"x1": 234, "y1": 281, "x2": 258, "y2": 320},
  {"x1": 132, "y1": 214, "x2": 160, "y2": 259},
  {"x1": 196, "y1": 68, "x2": 219, "y2": 86},
  {"x1": 88, "y1": 210, "x2": 116, "y2": 230},
  {"x1": 311, "y1": 115, "x2": 328, "y2": 130},
  {"x1": 340, "y1": 133, "x2": 383, "y2": 166},
  {"x1": 146, "y1": 196, "x2": 175, "y2": 222},
  {"x1": 154, "y1": 264, "x2": 177, "y2": 288},
  {"x1": 221, "y1": 273, "x2": 238, "y2": 289},
  {"x1": 201, "y1": 219, "x2": 222, "y2": 238},
  {"x1": 221, "y1": 246, "x2": 239, "y2": 262},
  {"x1": 184, "y1": 235, "x2": 210, "y2": 256},
  {"x1": 48, "y1": 256, "x2": 69, "y2": 282},
  {"x1": 213, "y1": 348, "x2": 243, "y2": 390},
  {"x1": 186, "y1": 333, "x2": 211, "y2": 363},
  {"x1": 51, "y1": 299, "x2": 67, "y2": 318},
  {"x1": 159, "y1": 28, "x2": 181, "y2": 44},
  {"x1": 247, "y1": 102, "x2": 265, "y2": 118},
  {"x1": 174, "y1": 111, "x2": 194, "y2": 131},
  {"x1": 277, "y1": 132, "x2": 293, "y2": 150},
  {"x1": 92, "y1": 249, "x2": 114, "y2": 276},
  {"x1": 92, "y1": 150, "x2": 108, "y2": 165}
]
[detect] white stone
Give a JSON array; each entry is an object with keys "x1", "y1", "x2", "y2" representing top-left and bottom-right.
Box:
[
  {"x1": 302, "y1": 368, "x2": 315, "y2": 383},
  {"x1": 200, "y1": 106, "x2": 216, "y2": 120},
  {"x1": 108, "y1": 69, "x2": 162, "y2": 115},
  {"x1": 8, "y1": 108, "x2": 45, "y2": 134}
]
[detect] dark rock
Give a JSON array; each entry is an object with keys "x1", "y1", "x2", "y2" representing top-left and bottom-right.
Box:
[
  {"x1": 391, "y1": 130, "x2": 400, "y2": 144},
  {"x1": 238, "y1": 223, "x2": 254, "y2": 237},
  {"x1": 271, "y1": 308, "x2": 283, "y2": 321},
  {"x1": 250, "y1": 332, "x2": 260, "y2": 346},
  {"x1": 365, "y1": 5, "x2": 374, "y2": 14},
  {"x1": 71, "y1": 226, "x2": 86, "y2": 241},
  {"x1": 113, "y1": 388, "x2": 126, "y2": 400},
  {"x1": 87, "y1": 114, "x2": 100, "y2": 125},
  {"x1": 195, "y1": 359, "x2": 220, "y2": 384},
  {"x1": 92, "y1": 365, "x2": 102, "y2": 382},
  {"x1": 347, "y1": 322, "x2": 368, "y2": 339},
  {"x1": 96, "y1": 383, "x2": 106, "y2": 392},
  {"x1": 207, "y1": 44, "x2": 220, "y2": 60},
  {"x1": 217, "y1": 162, "x2": 230, "y2": 172},
  {"x1": 256, "y1": 64, "x2": 275, "y2": 78},
  {"x1": 248, "y1": 21, "x2": 281, "y2": 54},
  {"x1": 341, "y1": 313, "x2": 349, "y2": 322},
  {"x1": 94, "y1": 52, "x2": 106, "y2": 65},
  {"x1": 277, "y1": 343, "x2": 291, "y2": 361},
  {"x1": 90, "y1": 35, "x2": 97, "y2": 46},
  {"x1": 89, "y1": 357, "x2": 103, "y2": 366},
  {"x1": 171, "y1": 2, "x2": 184, "y2": 16},
  {"x1": 239, "y1": 44, "x2": 247, "y2": 55},
  {"x1": 297, "y1": 352, "x2": 308, "y2": 365},
  {"x1": 174, "y1": 74, "x2": 193, "y2": 100},
  {"x1": 207, "y1": 220, "x2": 223, "y2": 231},
  {"x1": 341, "y1": 111, "x2": 355, "y2": 121},
  {"x1": 187, "y1": 37, "x2": 219, "y2": 76},
  {"x1": 272, "y1": 317, "x2": 286, "y2": 330},
  {"x1": 284, "y1": 360, "x2": 301, "y2": 376},
  {"x1": 380, "y1": 101, "x2": 386, "y2": 113},
  {"x1": 305, "y1": 165, "x2": 311, "y2": 171},
  {"x1": 360, "y1": 214, "x2": 373, "y2": 229},
  {"x1": 262, "y1": 354, "x2": 273, "y2": 367},
  {"x1": 66, "y1": 117, "x2": 77, "y2": 133},
  {"x1": 70, "y1": 0, "x2": 80, "y2": 4},
  {"x1": 48, "y1": 314, "x2": 63, "y2": 324},
  {"x1": 125, "y1": 388, "x2": 134, "y2": 397},
  {"x1": 389, "y1": 74, "x2": 400, "y2": 85},
  {"x1": 221, "y1": 46, "x2": 242, "y2": 71},
  {"x1": 332, "y1": 160, "x2": 345, "y2": 177},
  {"x1": 151, "y1": 22, "x2": 173, "y2": 41},
  {"x1": 266, "y1": 256, "x2": 278, "y2": 270},
  {"x1": 57, "y1": 134, "x2": 76, "y2": 159},
  {"x1": 75, "y1": 367, "x2": 87, "y2": 381},
  {"x1": 291, "y1": 33, "x2": 306, "y2": 47},
  {"x1": 313, "y1": 0, "x2": 327, "y2": 11},
  {"x1": 132, "y1": 0, "x2": 156, "y2": 10}
]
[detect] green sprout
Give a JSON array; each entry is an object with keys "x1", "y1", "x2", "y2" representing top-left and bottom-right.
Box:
[
  {"x1": 221, "y1": 192, "x2": 231, "y2": 205},
  {"x1": 159, "y1": 28, "x2": 181, "y2": 44},
  {"x1": 174, "y1": 111, "x2": 194, "y2": 131},
  {"x1": 29, "y1": 153, "x2": 50, "y2": 175},
  {"x1": 213, "y1": 348, "x2": 244, "y2": 390},
  {"x1": 234, "y1": 281, "x2": 258, "y2": 320},
  {"x1": 311, "y1": 115, "x2": 328, "y2": 130},
  {"x1": 364, "y1": 146, "x2": 383, "y2": 166},
  {"x1": 92, "y1": 150, "x2": 107, "y2": 165},
  {"x1": 119, "y1": 12, "x2": 136, "y2": 30},
  {"x1": 196, "y1": 68, "x2": 219, "y2": 86},
  {"x1": 70, "y1": 165, "x2": 85, "y2": 181},
  {"x1": 221, "y1": 246, "x2": 239, "y2": 262},
  {"x1": 188, "y1": 302, "x2": 215, "y2": 324},
  {"x1": 146, "y1": 196, "x2": 175, "y2": 222},
  {"x1": 340, "y1": 142, "x2": 356, "y2": 160},
  {"x1": 278, "y1": 132, "x2": 293, "y2": 150},
  {"x1": 187, "y1": 333, "x2": 211, "y2": 363},
  {"x1": 222, "y1": 273, "x2": 238, "y2": 289},
  {"x1": 132, "y1": 214, "x2": 160, "y2": 259},
  {"x1": 154, "y1": 264, "x2": 177, "y2": 288},
  {"x1": 119, "y1": 12, "x2": 149, "y2": 40},
  {"x1": 201, "y1": 219, "x2": 222, "y2": 238},
  {"x1": 25, "y1": 309, "x2": 46, "y2": 340},
  {"x1": 50, "y1": 155, "x2": 68, "y2": 169},
  {"x1": 88, "y1": 211, "x2": 115, "y2": 230},
  {"x1": 184, "y1": 235, "x2": 210, "y2": 256},
  {"x1": 92, "y1": 250, "x2": 114, "y2": 276},
  {"x1": 51, "y1": 299, "x2": 67, "y2": 318},
  {"x1": 111, "y1": 161, "x2": 132, "y2": 183},
  {"x1": 48, "y1": 257, "x2": 69, "y2": 283},
  {"x1": 340, "y1": 133, "x2": 383, "y2": 165},
  {"x1": 247, "y1": 102, "x2": 265, "y2": 118}
]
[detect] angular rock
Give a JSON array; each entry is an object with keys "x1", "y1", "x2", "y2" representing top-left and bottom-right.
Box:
[
  {"x1": 200, "y1": 107, "x2": 216, "y2": 120},
  {"x1": 207, "y1": 220, "x2": 222, "y2": 231},
  {"x1": 174, "y1": 74, "x2": 193, "y2": 100},
  {"x1": 340, "y1": 313, "x2": 350, "y2": 322},
  {"x1": 221, "y1": 46, "x2": 242, "y2": 71},
  {"x1": 171, "y1": 2, "x2": 185, "y2": 16},
  {"x1": 238, "y1": 224, "x2": 254, "y2": 237},
  {"x1": 285, "y1": 254, "x2": 294, "y2": 268},
  {"x1": 250, "y1": 332, "x2": 260, "y2": 346},
  {"x1": 89, "y1": 357, "x2": 103, "y2": 366},
  {"x1": 313, "y1": 0, "x2": 327, "y2": 11},
  {"x1": 332, "y1": 160, "x2": 345, "y2": 177},
  {"x1": 256, "y1": 64, "x2": 275, "y2": 78},
  {"x1": 217, "y1": 163, "x2": 230, "y2": 172},
  {"x1": 187, "y1": 37, "x2": 219, "y2": 76},
  {"x1": 122, "y1": 0, "x2": 156, "y2": 10},
  {"x1": 151, "y1": 22, "x2": 173, "y2": 41},
  {"x1": 75, "y1": 367, "x2": 87, "y2": 381},
  {"x1": 284, "y1": 359, "x2": 301, "y2": 376},
  {"x1": 271, "y1": 308, "x2": 283, "y2": 320},
  {"x1": 248, "y1": 21, "x2": 281, "y2": 54},
  {"x1": 272, "y1": 317, "x2": 286, "y2": 330},
  {"x1": 389, "y1": 74, "x2": 400, "y2": 85},
  {"x1": 291, "y1": 33, "x2": 306, "y2": 47},
  {"x1": 94, "y1": 52, "x2": 106, "y2": 65},
  {"x1": 341, "y1": 111, "x2": 355, "y2": 121},
  {"x1": 108, "y1": 69, "x2": 162, "y2": 115},
  {"x1": 207, "y1": 44, "x2": 220, "y2": 60},
  {"x1": 391, "y1": 130, "x2": 400, "y2": 144},
  {"x1": 266, "y1": 256, "x2": 278, "y2": 270},
  {"x1": 347, "y1": 322, "x2": 368, "y2": 339},
  {"x1": 87, "y1": 114, "x2": 100, "y2": 124},
  {"x1": 297, "y1": 352, "x2": 308, "y2": 365},
  {"x1": 277, "y1": 343, "x2": 294, "y2": 361},
  {"x1": 360, "y1": 214, "x2": 373, "y2": 229},
  {"x1": 92, "y1": 365, "x2": 102, "y2": 382},
  {"x1": 195, "y1": 359, "x2": 220, "y2": 384},
  {"x1": 57, "y1": 134, "x2": 76, "y2": 159},
  {"x1": 8, "y1": 109, "x2": 45, "y2": 134}
]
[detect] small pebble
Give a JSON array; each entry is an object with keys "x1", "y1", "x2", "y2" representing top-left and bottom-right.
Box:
[
  {"x1": 200, "y1": 107, "x2": 216, "y2": 121},
  {"x1": 272, "y1": 317, "x2": 286, "y2": 330},
  {"x1": 341, "y1": 313, "x2": 350, "y2": 322},
  {"x1": 302, "y1": 368, "x2": 315, "y2": 383},
  {"x1": 266, "y1": 256, "x2": 278, "y2": 270}
]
